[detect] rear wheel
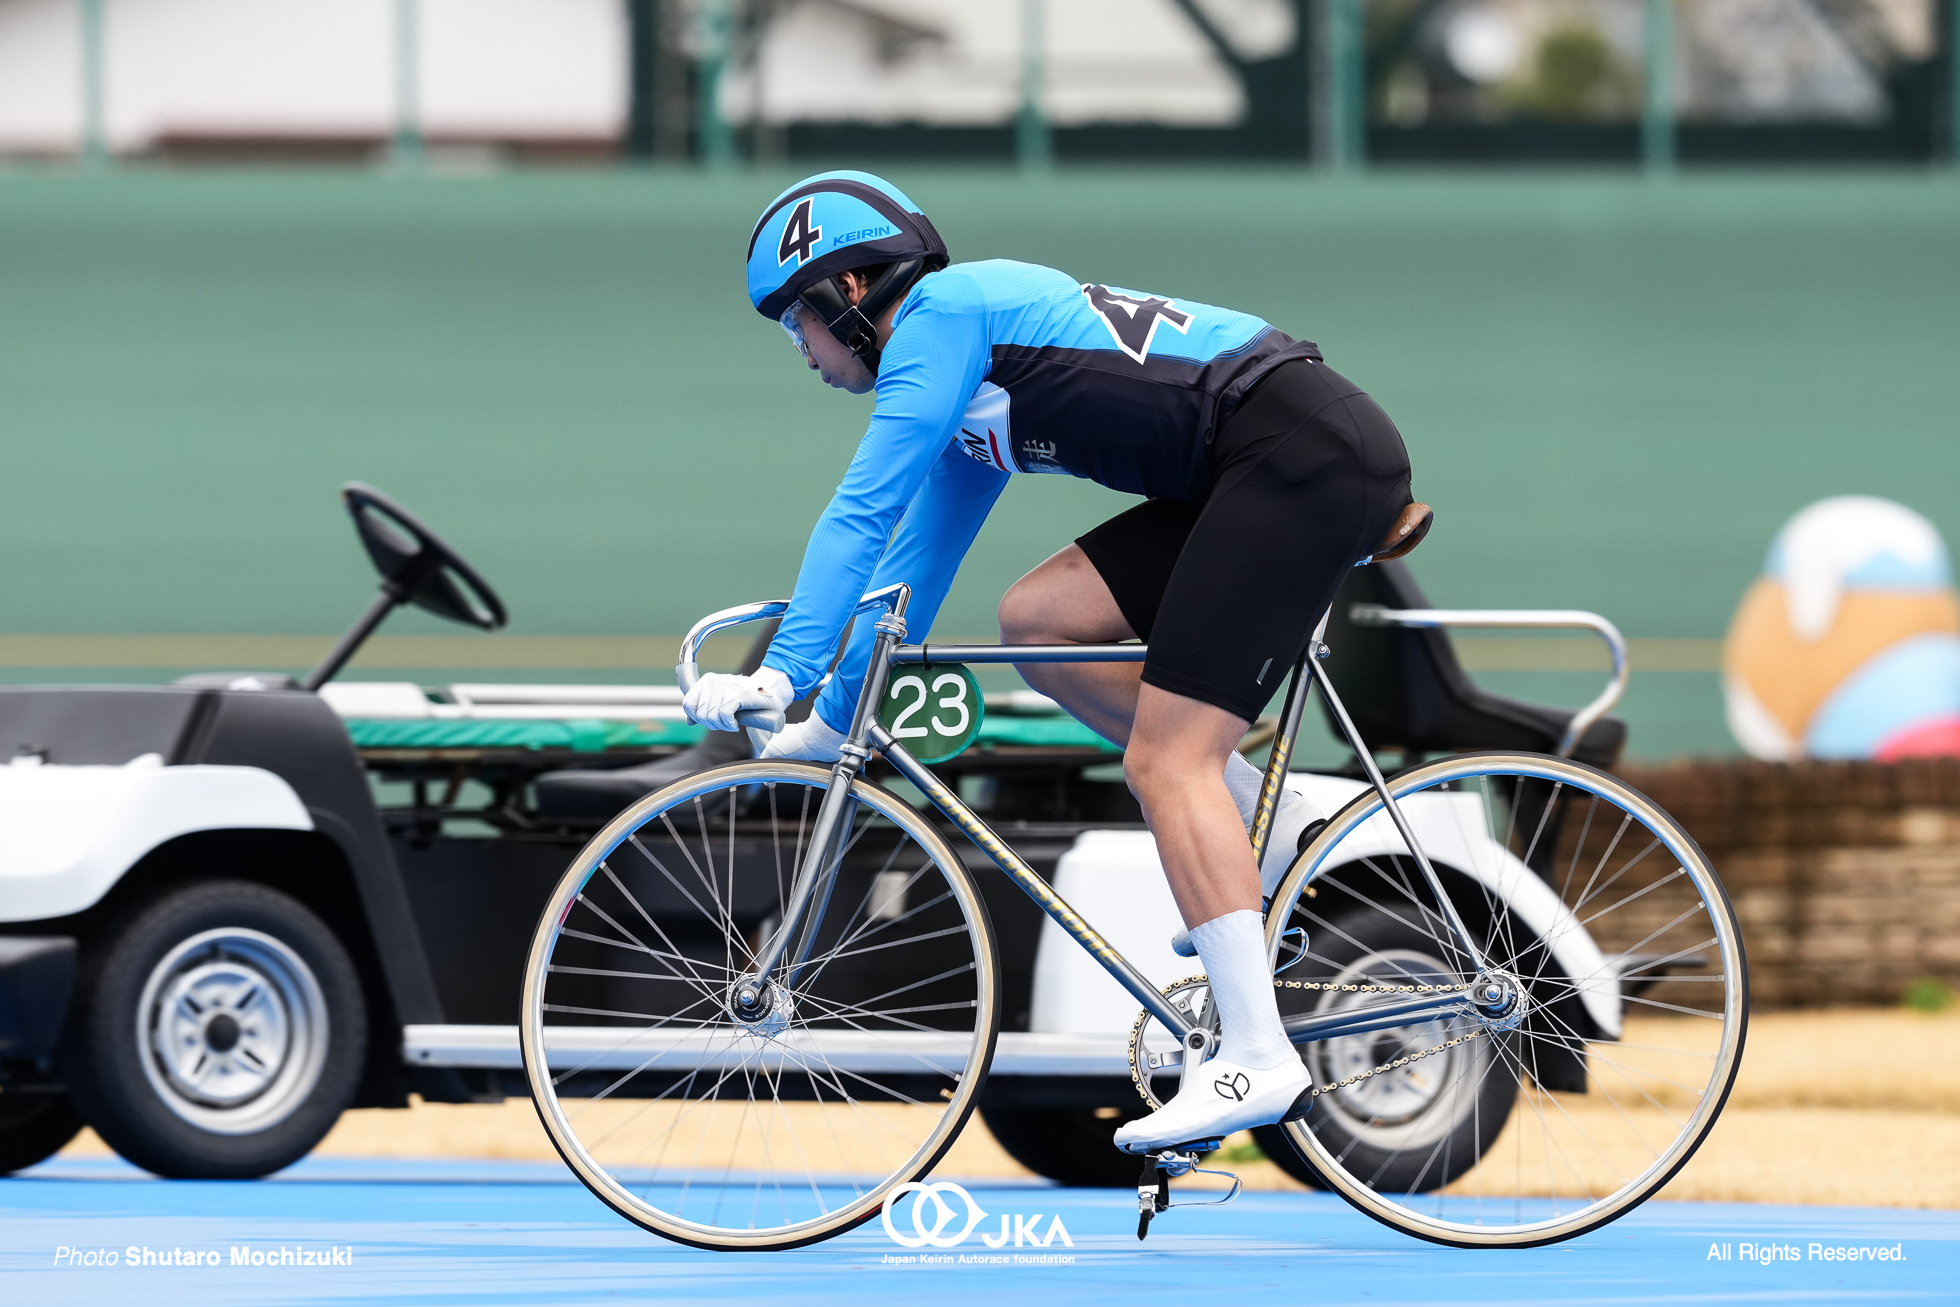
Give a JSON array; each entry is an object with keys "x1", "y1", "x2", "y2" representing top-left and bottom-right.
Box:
[
  {"x1": 1265, "y1": 752, "x2": 1747, "y2": 1247},
  {"x1": 522, "y1": 761, "x2": 1000, "y2": 1251},
  {"x1": 0, "y1": 1093, "x2": 85, "y2": 1174},
  {"x1": 979, "y1": 1104, "x2": 1147, "y2": 1187}
]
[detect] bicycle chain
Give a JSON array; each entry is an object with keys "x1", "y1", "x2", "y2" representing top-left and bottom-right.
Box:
[{"x1": 1126, "y1": 975, "x2": 1483, "y2": 1109}]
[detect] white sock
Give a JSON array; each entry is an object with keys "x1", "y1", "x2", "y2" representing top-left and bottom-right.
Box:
[
  {"x1": 1223, "y1": 754, "x2": 1320, "y2": 899},
  {"x1": 1223, "y1": 753, "x2": 1267, "y2": 826},
  {"x1": 1187, "y1": 909, "x2": 1294, "y2": 1071}
]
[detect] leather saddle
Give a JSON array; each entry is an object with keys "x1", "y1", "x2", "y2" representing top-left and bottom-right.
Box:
[{"x1": 1369, "y1": 502, "x2": 1433, "y2": 563}]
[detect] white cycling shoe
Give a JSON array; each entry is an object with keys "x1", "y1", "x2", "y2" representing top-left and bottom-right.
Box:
[
  {"x1": 1113, "y1": 1053, "x2": 1314, "y2": 1154},
  {"x1": 1171, "y1": 792, "x2": 1325, "y2": 958}
]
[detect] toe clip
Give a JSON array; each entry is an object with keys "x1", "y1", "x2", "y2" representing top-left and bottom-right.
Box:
[{"x1": 1134, "y1": 1144, "x2": 1242, "y2": 1240}]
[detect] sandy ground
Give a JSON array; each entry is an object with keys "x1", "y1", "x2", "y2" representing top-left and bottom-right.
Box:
[{"x1": 60, "y1": 1008, "x2": 1960, "y2": 1206}]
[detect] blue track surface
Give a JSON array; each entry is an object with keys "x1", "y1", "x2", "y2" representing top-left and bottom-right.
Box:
[{"x1": 5, "y1": 1156, "x2": 1955, "y2": 1305}]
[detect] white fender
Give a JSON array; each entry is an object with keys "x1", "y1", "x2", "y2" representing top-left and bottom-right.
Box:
[
  {"x1": 0, "y1": 755, "x2": 313, "y2": 922},
  {"x1": 1290, "y1": 774, "x2": 1622, "y2": 1039},
  {"x1": 1029, "y1": 775, "x2": 1621, "y2": 1041}
]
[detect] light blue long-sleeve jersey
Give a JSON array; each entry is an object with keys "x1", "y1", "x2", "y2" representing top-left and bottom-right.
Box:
[{"x1": 761, "y1": 259, "x2": 1318, "y2": 732}]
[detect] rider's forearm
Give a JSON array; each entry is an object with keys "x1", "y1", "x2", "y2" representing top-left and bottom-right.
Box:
[
  {"x1": 763, "y1": 493, "x2": 904, "y2": 694},
  {"x1": 811, "y1": 449, "x2": 1008, "y2": 731},
  {"x1": 764, "y1": 310, "x2": 991, "y2": 698},
  {"x1": 762, "y1": 421, "x2": 950, "y2": 692}
]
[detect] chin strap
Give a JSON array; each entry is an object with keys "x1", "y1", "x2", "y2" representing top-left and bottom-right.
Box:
[{"x1": 798, "y1": 256, "x2": 928, "y2": 374}]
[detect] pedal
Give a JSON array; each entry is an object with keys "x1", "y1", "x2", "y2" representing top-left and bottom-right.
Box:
[
  {"x1": 1155, "y1": 1142, "x2": 1220, "y2": 1175},
  {"x1": 1135, "y1": 1144, "x2": 1233, "y2": 1240},
  {"x1": 1135, "y1": 1156, "x2": 1170, "y2": 1240}
]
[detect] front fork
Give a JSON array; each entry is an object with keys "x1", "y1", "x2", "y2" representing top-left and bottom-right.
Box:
[{"x1": 730, "y1": 592, "x2": 912, "y2": 1024}]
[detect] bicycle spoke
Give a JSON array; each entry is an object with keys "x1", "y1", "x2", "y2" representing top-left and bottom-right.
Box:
[
  {"x1": 1273, "y1": 754, "x2": 1744, "y2": 1245},
  {"x1": 526, "y1": 763, "x2": 991, "y2": 1248}
]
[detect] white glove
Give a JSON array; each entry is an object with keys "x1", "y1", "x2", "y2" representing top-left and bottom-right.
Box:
[
  {"x1": 758, "y1": 714, "x2": 850, "y2": 762},
  {"x1": 683, "y1": 666, "x2": 794, "y2": 732}
]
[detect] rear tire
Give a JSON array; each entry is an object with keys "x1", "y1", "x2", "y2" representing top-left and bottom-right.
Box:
[
  {"x1": 1266, "y1": 752, "x2": 1747, "y2": 1247},
  {"x1": 0, "y1": 1093, "x2": 85, "y2": 1174},
  {"x1": 979, "y1": 1104, "x2": 1147, "y2": 1187},
  {"x1": 57, "y1": 880, "x2": 366, "y2": 1179}
]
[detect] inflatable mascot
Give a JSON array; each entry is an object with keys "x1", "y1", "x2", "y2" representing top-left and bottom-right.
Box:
[{"x1": 1724, "y1": 496, "x2": 1960, "y2": 760}]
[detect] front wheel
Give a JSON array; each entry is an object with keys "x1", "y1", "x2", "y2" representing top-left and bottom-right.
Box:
[
  {"x1": 522, "y1": 761, "x2": 1000, "y2": 1252},
  {"x1": 1264, "y1": 752, "x2": 1748, "y2": 1247},
  {"x1": 56, "y1": 880, "x2": 366, "y2": 1178}
]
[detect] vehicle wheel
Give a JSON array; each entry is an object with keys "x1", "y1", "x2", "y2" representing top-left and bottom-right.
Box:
[
  {"x1": 1254, "y1": 907, "x2": 1516, "y2": 1194},
  {"x1": 1265, "y1": 752, "x2": 1748, "y2": 1247},
  {"x1": 58, "y1": 880, "x2": 366, "y2": 1179},
  {"x1": 979, "y1": 1104, "x2": 1146, "y2": 1187},
  {"x1": 0, "y1": 1093, "x2": 85, "y2": 1174},
  {"x1": 523, "y1": 761, "x2": 1000, "y2": 1251}
]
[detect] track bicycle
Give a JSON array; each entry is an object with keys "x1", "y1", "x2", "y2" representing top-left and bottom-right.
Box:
[{"x1": 520, "y1": 583, "x2": 1747, "y2": 1251}]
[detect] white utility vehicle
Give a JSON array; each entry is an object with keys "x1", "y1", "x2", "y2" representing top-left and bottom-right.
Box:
[{"x1": 0, "y1": 484, "x2": 1635, "y2": 1187}]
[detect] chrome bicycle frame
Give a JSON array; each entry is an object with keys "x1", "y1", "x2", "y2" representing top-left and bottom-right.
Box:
[{"x1": 675, "y1": 584, "x2": 1494, "y2": 1045}]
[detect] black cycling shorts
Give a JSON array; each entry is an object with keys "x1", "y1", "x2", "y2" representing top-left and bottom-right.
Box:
[{"x1": 1075, "y1": 360, "x2": 1412, "y2": 722}]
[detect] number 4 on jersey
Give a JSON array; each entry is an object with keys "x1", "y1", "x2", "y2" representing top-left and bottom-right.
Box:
[
  {"x1": 1082, "y1": 284, "x2": 1192, "y2": 364},
  {"x1": 778, "y1": 198, "x2": 822, "y2": 267}
]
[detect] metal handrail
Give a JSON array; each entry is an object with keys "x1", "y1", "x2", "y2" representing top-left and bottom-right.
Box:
[{"x1": 1347, "y1": 605, "x2": 1629, "y2": 758}]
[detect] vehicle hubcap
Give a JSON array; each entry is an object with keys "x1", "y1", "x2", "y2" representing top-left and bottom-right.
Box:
[
  {"x1": 1312, "y1": 948, "x2": 1484, "y2": 1137},
  {"x1": 138, "y1": 928, "x2": 329, "y2": 1134}
]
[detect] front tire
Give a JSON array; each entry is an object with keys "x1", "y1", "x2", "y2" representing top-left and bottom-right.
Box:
[
  {"x1": 522, "y1": 761, "x2": 1000, "y2": 1251},
  {"x1": 58, "y1": 880, "x2": 366, "y2": 1179}
]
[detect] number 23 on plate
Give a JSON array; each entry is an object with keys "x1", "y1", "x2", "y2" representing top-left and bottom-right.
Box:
[{"x1": 877, "y1": 663, "x2": 984, "y2": 764}]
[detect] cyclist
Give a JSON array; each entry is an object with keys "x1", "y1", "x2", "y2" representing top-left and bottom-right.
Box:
[{"x1": 683, "y1": 171, "x2": 1425, "y2": 1154}]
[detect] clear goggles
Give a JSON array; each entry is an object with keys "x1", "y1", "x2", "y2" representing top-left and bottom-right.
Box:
[{"x1": 779, "y1": 301, "x2": 811, "y2": 360}]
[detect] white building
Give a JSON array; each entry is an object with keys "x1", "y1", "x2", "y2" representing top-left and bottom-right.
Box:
[{"x1": 0, "y1": 0, "x2": 1280, "y2": 159}]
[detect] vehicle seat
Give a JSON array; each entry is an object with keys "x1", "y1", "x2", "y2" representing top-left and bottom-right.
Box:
[
  {"x1": 533, "y1": 724, "x2": 753, "y2": 821},
  {"x1": 533, "y1": 622, "x2": 784, "y2": 824},
  {"x1": 1318, "y1": 561, "x2": 1626, "y2": 768}
]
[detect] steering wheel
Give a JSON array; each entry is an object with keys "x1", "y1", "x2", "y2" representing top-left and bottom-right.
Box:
[{"x1": 342, "y1": 482, "x2": 507, "y2": 631}]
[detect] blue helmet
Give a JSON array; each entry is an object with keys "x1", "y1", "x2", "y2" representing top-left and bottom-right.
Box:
[{"x1": 746, "y1": 171, "x2": 948, "y2": 369}]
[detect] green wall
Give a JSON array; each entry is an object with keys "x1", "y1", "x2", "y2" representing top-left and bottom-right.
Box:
[{"x1": 3, "y1": 168, "x2": 1957, "y2": 755}]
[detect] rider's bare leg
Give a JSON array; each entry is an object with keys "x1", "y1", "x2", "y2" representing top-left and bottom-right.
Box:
[
  {"x1": 1122, "y1": 684, "x2": 1298, "y2": 1092},
  {"x1": 1005, "y1": 547, "x2": 1304, "y2": 1125},
  {"x1": 1122, "y1": 686, "x2": 1260, "y2": 926},
  {"x1": 998, "y1": 545, "x2": 1286, "y2": 834},
  {"x1": 997, "y1": 544, "x2": 1141, "y2": 745}
]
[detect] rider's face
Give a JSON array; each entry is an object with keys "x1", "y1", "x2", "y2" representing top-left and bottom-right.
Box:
[{"x1": 784, "y1": 302, "x2": 875, "y2": 395}]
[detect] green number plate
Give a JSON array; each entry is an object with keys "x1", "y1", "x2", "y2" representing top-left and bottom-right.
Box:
[{"x1": 877, "y1": 663, "x2": 984, "y2": 764}]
